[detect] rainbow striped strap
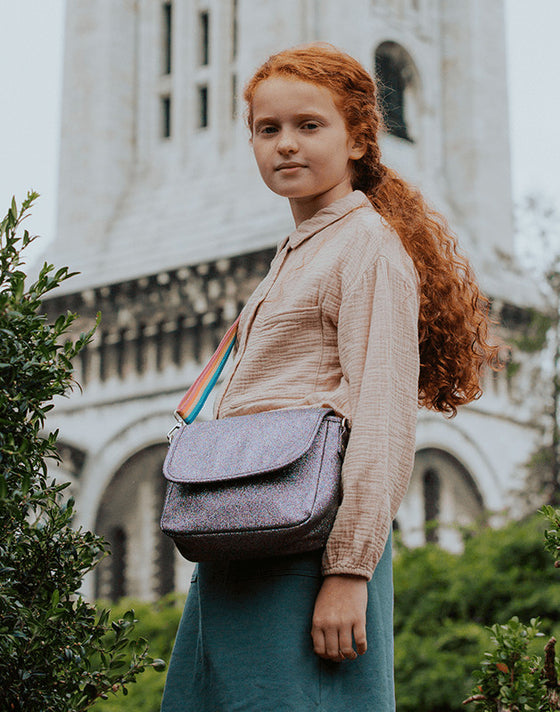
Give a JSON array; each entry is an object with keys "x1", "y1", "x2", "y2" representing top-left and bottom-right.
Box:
[{"x1": 175, "y1": 317, "x2": 240, "y2": 424}]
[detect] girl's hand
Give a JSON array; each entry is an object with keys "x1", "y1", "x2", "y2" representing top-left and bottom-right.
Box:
[{"x1": 311, "y1": 574, "x2": 368, "y2": 662}]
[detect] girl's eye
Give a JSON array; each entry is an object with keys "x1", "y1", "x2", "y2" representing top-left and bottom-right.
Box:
[
  {"x1": 259, "y1": 126, "x2": 278, "y2": 135},
  {"x1": 302, "y1": 122, "x2": 319, "y2": 130}
]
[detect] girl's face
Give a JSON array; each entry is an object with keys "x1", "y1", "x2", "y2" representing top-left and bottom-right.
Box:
[{"x1": 250, "y1": 77, "x2": 364, "y2": 225}]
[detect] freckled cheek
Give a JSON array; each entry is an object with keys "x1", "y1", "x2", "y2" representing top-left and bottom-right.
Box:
[
  {"x1": 255, "y1": 156, "x2": 277, "y2": 186},
  {"x1": 253, "y1": 149, "x2": 271, "y2": 177}
]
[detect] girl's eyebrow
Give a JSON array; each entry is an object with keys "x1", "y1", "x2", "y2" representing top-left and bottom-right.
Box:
[
  {"x1": 253, "y1": 116, "x2": 277, "y2": 130},
  {"x1": 253, "y1": 112, "x2": 326, "y2": 129}
]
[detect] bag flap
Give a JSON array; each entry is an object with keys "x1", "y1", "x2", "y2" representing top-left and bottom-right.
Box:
[{"x1": 163, "y1": 407, "x2": 332, "y2": 484}]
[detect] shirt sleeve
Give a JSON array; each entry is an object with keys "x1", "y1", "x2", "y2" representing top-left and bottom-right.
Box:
[{"x1": 321, "y1": 256, "x2": 420, "y2": 580}]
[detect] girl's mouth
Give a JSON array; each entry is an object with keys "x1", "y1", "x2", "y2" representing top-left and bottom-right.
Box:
[{"x1": 276, "y1": 163, "x2": 306, "y2": 171}]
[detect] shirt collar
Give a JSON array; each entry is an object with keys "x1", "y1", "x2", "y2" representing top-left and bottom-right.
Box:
[{"x1": 282, "y1": 190, "x2": 371, "y2": 251}]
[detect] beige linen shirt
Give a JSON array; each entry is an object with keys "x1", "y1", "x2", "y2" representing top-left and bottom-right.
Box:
[{"x1": 215, "y1": 191, "x2": 420, "y2": 579}]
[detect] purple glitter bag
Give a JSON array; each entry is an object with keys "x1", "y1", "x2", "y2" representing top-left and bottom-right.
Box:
[{"x1": 160, "y1": 407, "x2": 347, "y2": 561}]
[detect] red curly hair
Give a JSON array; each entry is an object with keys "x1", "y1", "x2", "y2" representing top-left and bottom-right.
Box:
[{"x1": 244, "y1": 43, "x2": 502, "y2": 416}]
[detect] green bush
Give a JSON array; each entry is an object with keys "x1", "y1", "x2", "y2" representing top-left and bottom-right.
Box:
[
  {"x1": 395, "y1": 621, "x2": 490, "y2": 712},
  {"x1": 463, "y1": 507, "x2": 560, "y2": 711},
  {"x1": 394, "y1": 515, "x2": 560, "y2": 711},
  {"x1": 93, "y1": 595, "x2": 185, "y2": 712},
  {"x1": 465, "y1": 616, "x2": 549, "y2": 711},
  {"x1": 0, "y1": 194, "x2": 164, "y2": 711}
]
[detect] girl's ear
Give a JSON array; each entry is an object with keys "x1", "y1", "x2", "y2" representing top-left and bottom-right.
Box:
[{"x1": 350, "y1": 137, "x2": 367, "y2": 160}]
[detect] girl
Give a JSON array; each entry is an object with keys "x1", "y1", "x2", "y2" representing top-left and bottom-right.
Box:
[{"x1": 161, "y1": 44, "x2": 499, "y2": 711}]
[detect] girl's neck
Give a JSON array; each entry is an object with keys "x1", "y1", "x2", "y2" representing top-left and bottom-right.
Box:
[{"x1": 289, "y1": 185, "x2": 355, "y2": 227}]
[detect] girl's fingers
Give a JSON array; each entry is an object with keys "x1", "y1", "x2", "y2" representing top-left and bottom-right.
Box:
[
  {"x1": 323, "y1": 627, "x2": 341, "y2": 661},
  {"x1": 353, "y1": 621, "x2": 367, "y2": 656},
  {"x1": 311, "y1": 626, "x2": 326, "y2": 658},
  {"x1": 338, "y1": 627, "x2": 357, "y2": 661},
  {"x1": 312, "y1": 623, "x2": 358, "y2": 662}
]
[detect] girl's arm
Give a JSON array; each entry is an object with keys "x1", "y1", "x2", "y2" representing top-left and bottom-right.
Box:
[
  {"x1": 312, "y1": 253, "x2": 419, "y2": 661},
  {"x1": 323, "y1": 255, "x2": 419, "y2": 578}
]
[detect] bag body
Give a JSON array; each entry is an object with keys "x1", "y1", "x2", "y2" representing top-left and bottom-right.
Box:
[{"x1": 160, "y1": 407, "x2": 346, "y2": 561}]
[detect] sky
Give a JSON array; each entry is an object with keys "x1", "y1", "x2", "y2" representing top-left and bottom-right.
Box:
[{"x1": 0, "y1": 0, "x2": 559, "y2": 254}]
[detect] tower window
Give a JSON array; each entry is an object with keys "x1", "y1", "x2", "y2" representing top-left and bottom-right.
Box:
[
  {"x1": 232, "y1": 0, "x2": 238, "y2": 61},
  {"x1": 375, "y1": 42, "x2": 419, "y2": 142},
  {"x1": 161, "y1": 95, "x2": 172, "y2": 138},
  {"x1": 199, "y1": 11, "x2": 210, "y2": 66},
  {"x1": 162, "y1": 2, "x2": 172, "y2": 75},
  {"x1": 198, "y1": 86, "x2": 208, "y2": 128}
]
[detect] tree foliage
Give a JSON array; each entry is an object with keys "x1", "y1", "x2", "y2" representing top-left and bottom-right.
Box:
[
  {"x1": 463, "y1": 507, "x2": 560, "y2": 711},
  {"x1": 92, "y1": 595, "x2": 186, "y2": 712},
  {"x1": 393, "y1": 515, "x2": 560, "y2": 712},
  {"x1": 0, "y1": 194, "x2": 164, "y2": 711},
  {"x1": 515, "y1": 197, "x2": 560, "y2": 504}
]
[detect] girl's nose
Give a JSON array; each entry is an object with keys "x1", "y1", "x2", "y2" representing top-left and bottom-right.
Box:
[{"x1": 277, "y1": 130, "x2": 298, "y2": 154}]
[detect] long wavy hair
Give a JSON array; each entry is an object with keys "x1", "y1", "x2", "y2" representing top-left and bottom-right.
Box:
[{"x1": 243, "y1": 43, "x2": 502, "y2": 416}]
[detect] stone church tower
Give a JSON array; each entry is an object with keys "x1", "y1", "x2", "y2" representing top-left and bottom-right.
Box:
[{"x1": 45, "y1": 0, "x2": 540, "y2": 600}]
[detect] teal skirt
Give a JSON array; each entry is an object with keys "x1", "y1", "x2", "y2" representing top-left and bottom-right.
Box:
[{"x1": 161, "y1": 535, "x2": 394, "y2": 712}]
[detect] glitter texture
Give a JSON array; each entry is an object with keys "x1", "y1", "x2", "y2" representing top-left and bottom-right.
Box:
[{"x1": 160, "y1": 408, "x2": 345, "y2": 561}]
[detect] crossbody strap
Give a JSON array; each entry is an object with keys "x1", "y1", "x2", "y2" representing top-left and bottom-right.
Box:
[{"x1": 173, "y1": 316, "x2": 240, "y2": 427}]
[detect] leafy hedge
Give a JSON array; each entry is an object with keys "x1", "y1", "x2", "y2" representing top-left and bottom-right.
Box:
[
  {"x1": 394, "y1": 515, "x2": 560, "y2": 711},
  {"x1": 92, "y1": 595, "x2": 185, "y2": 712},
  {"x1": 0, "y1": 194, "x2": 164, "y2": 711}
]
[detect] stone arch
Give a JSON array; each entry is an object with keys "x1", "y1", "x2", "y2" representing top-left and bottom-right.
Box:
[
  {"x1": 397, "y1": 447, "x2": 484, "y2": 553},
  {"x1": 94, "y1": 442, "x2": 175, "y2": 601},
  {"x1": 73, "y1": 409, "x2": 195, "y2": 600},
  {"x1": 396, "y1": 415, "x2": 501, "y2": 553},
  {"x1": 74, "y1": 410, "x2": 176, "y2": 533},
  {"x1": 74, "y1": 407, "x2": 208, "y2": 598},
  {"x1": 414, "y1": 415, "x2": 502, "y2": 508},
  {"x1": 374, "y1": 41, "x2": 421, "y2": 142}
]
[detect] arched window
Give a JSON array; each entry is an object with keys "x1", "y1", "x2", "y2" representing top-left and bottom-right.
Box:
[
  {"x1": 95, "y1": 524, "x2": 128, "y2": 601},
  {"x1": 423, "y1": 468, "x2": 440, "y2": 543},
  {"x1": 155, "y1": 472, "x2": 176, "y2": 597},
  {"x1": 397, "y1": 448, "x2": 484, "y2": 552},
  {"x1": 374, "y1": 42, "x2": 419, "y2": 142},
  {"x1": 110, "y1": 527, "x2": 127, "y2": 600},
  {"x1": 95, "y1": 443, "x2": 175, "y2": 600}
]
